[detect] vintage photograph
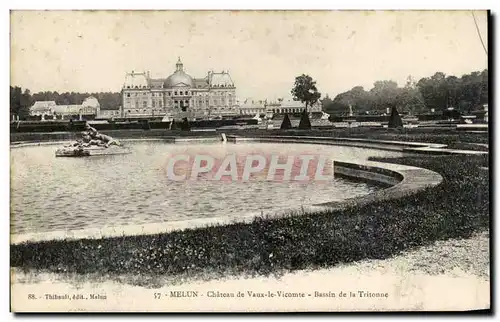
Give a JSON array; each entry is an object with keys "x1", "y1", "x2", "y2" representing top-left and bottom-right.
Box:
[{"x1": 9, "y1": 10, "x2": 489, "y2": 312}]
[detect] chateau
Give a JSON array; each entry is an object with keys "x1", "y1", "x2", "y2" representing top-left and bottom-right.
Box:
[{"x1": 121, "y1": 57, "x2": 237, "y2": 119}]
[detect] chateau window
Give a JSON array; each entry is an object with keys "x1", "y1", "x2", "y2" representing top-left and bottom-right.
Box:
[
  {"x1": 128, "y1": 110, "x2": 131, "y2": 113},
  {"x1": 168, "y1": 92, "x2": 171, "y2": 96},
  {"x1": 159, "y1": 101, "x2": 163, "y2": 107},
  {"x1": 152, "y1": 101, "x2": 156, "y2": 108},
  {"x1": 174, "y1": 100, "x2": 178, "y2": 104},
  {"x1": 135, "y1": 86, "x2": 138, "y2": 89},
  {"x1": 127, "y1": 93, "x2": 130, "y2": 97},
  {"x1": 143, "y1": 101, "x2": 147, "y2": 108},
  {"x1": 127, "y1": 86, "x2": 130, "y2": 89},
  {"x1": 175, "y1": 91, "x2": 178, "y2": 95}
]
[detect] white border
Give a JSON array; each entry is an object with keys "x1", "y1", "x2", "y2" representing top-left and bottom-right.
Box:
[{"x1": 5, "y1": 0, "x2": 498, "y2": 10}]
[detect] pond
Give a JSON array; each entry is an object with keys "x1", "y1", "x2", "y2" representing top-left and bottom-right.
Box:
[{"x1": 10, "y1": 141, "x2": 401, "y2": 235}]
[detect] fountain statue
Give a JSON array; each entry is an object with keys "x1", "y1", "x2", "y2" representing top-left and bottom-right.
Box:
[{"x1": 55, "y1": 123, "x2": 129, "y2": 157}]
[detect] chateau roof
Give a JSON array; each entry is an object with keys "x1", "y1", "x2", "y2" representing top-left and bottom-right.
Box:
[
  {"x1": 82, "y1": 96, "x2": 100, "y2": 108},
  {"x1": 123, "y1": 59, "x2": 236, "y2": 90},
  {"x1": 164, "y1": 57, "x2": 194, "y2": 88},
  {"x1": 124, "y1": 72, "x2": 148, "y2": 89},
  {"x1": 209, "y1": 71, "x2": 234, "y2": 87},
  {"x1": 164, "y1": 71, "x2": 194, "y2": 87},
  {"x1": 193, "y1": 77, "x2": 209, "y2": 89},
  {"x1": 149, "y1": 78, "x2": 165, "y2": 89},
  {"x1": 30, "y1": 101, "x2": 57, "y2": 112}
]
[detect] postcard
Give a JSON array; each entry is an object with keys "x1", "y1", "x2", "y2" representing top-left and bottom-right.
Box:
[{"x1": 10, "y1": 9, "x2": 490, "y2": 312}]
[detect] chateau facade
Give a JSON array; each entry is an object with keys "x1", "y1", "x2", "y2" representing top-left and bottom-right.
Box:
[{"x1": 121, "y1": 58, "x2": 237, "y2": 119}]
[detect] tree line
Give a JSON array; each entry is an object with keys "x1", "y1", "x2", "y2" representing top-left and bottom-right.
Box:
[
  {"x1": 10, "y1": 87, "x2": 121, "y2": 118},
  {"x1": 322, "y1": 69, "x2": 488, "y2": 116},
  {"x1": 10, "y1": 69, "x2": 488, "y2": 120}
]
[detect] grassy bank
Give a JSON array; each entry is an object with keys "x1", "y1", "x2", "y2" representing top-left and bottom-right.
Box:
[{"x1": 10, "y1": 154, "x2": 489, "y2": 283}]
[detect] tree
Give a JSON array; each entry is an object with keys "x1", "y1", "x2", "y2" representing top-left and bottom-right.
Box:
[
  {"x1": 298, "y1": 110, "x2": 311, "y2": 129},
  {"x1": 388, "y1": 107, "x2": 403, "y2": 128},
  {"x1": 325, "y1": 86, "x2": 373, "y2": 115},
  {"x1": 370, "y1": 80, "x2": 401, "y2": 113},
  {"x1": 10, "y1": 86, "x2": 21, "y2": 115},
  {"x1": 291, "y1": 74, "x2": 321, "y2": 112},
  {"x1": 320, "y1": 94, "x2": 333, "y2": 111},
  {"x1": 280, "y1": 113, "x2": 292, "y2": 129},
  {"x1": 397, "y1": 76, "x2": 426, "y2": 115},
  {"x1": 416, "y1": 72, "x2": 449, "y2": 111},
  {"x1": 323, "y1": 69, "x2": 488, "y2": 117},
  {"x1": 10, "y1": 86, "x2": 31, "y2": 119}
]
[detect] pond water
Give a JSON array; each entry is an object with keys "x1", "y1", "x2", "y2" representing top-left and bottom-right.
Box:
[{"x1": 10, "y1": 141, "x2": 401, "y2": 235}]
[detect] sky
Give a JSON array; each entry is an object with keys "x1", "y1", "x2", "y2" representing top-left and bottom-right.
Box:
[{"x1": 10, "y1": 10, "x2": 488, "y2": 100}]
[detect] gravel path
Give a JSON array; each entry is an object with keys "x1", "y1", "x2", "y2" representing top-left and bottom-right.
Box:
[{"x1": 11, "y1": 231, "x2": 489, "y2": 312}]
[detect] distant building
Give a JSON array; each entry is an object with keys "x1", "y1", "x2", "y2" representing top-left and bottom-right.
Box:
[
  {"x1": 266, "y1": 99, "x2": 322, "y2": 114},
  {"x1": 121, "y1": 57, "x2": 238, "y2": 119},
  {"x1": 238, "y1": 99, "x2": 267, "y2": 116},
  {"x1": 29, "y1": 101, "x2": 57, "y2": 116},
  {"x1": 238, "y1": 99, "x2": 322, "y2": 117},
  {"x1": 29, "y1": 96, "x2": 100, "y2": 120}
]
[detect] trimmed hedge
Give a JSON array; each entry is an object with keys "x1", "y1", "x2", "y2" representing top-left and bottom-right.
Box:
[{"x1": 10, "y1": 119, "x2": 259, "y2": 133}]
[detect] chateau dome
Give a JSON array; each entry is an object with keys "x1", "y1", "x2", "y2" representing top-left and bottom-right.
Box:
[{"x1": 164, "y1": 57, "x2": 194, "y2": 88}]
